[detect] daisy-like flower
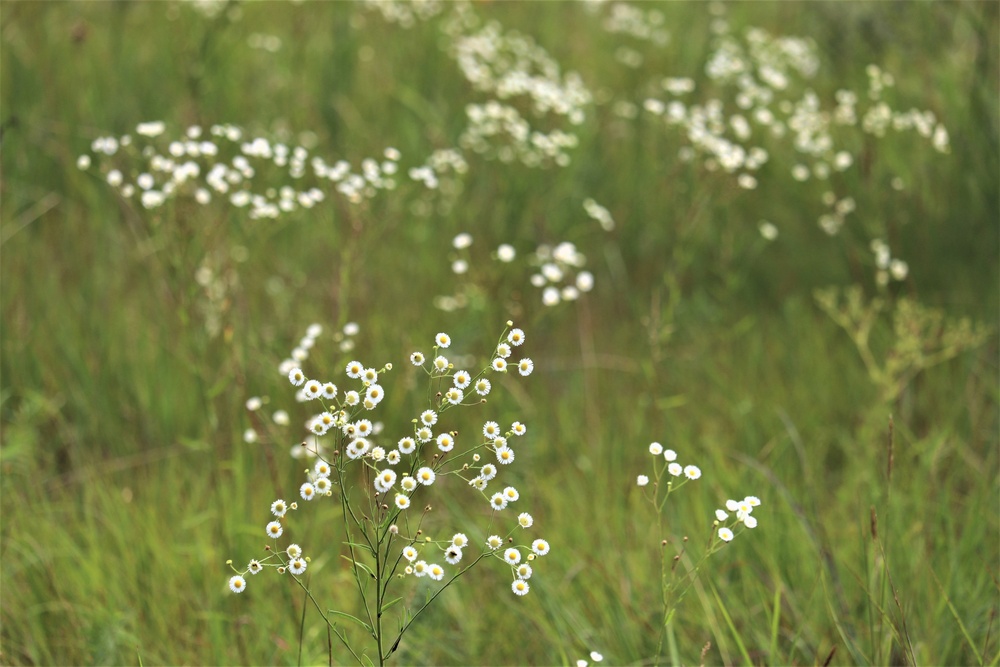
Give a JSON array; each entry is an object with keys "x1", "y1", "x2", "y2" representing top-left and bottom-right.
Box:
[
  {"x1": 315, "y1": 477, "x2": 332, "y2": 494},
  {"x1": 487, "y1": 535, "x2": 503, "y2": 550},
  {"x1": 374, "y1": 470, "x2": 397, "y2": 493},
  {"x1": 483, "y1": 421, "x2": 501, "y2": 439},
  {"x1": 453, "y1": 370, "x2": 471, "y2": 389},
  {"x1": 489, "y1": 493, "x2": 508, "y2": 511},
  {"x1": 517, "y1": 359, "x2": 534, "y2": 376},
  {"x1": 492, "y1": 358, "x2": 507, "y2": 372},
  {"x1": 300, "y1": 482, "x2": 316, "y2": 501},
  {"x1": 649, "y1": 442, "x2": 663, "y2": 455},
  {"x1": 413, "y1": 560, "x2": 428, "y2": 577},
  {"x1": 590, "y1": 652, "x2": 604, "y2": 662},
  {"x1": 266, "y1": 521, "x2": 283, "y2": 539},
  {"x1": 273, "y1": 410, "x2": 290, "y2": 425},
  {"x1": 512, "y1": 579, "x2": 530, "y2": 596},
  {"x1": 474, "y1": 378, "x2": 492, "y2": 395},
  {"x1": 320, "y1": 382, "x2": 337, "y2": 399},
  {"x1": 386, "y1": 450, "x2": 401, "y2": 465},
  {"x1": 420, "y1": 410, "x2": 438, "y2": 427},
  {"x1": 507, "y1": 328, "x2": 526, "y2": 346},
  {"x1": 744, "y1": 495, "x2": 761, "y2": 507},
  {"x1": 428, "y1": 564, "x2": 445, "y2": 581},
  {"x1": 410, "y1": 352, "x2": 425, "y2": 366},
  {"x1": 531, "y1": 539, "x2": 550, "y2": 556},
  {"x1": 402, "y1": 546, "x2": 418, "y2": 562},
  {"x1": 503, "y1": 486, "x2": 520, "y2": 502},
  {"x1": 469, "y1": 476, "x2": 487, "y2": 490},
  {"x1": 435, "y1": 333, "x2": 451, "y2": 348},
  {"x1": 511, "y1": 422, "x2": 526, "y2": 436},
  {"x1": 309, "y1": 420, "x2": 329, "y2": 436},
  {"x1": 736, "y1": 499, "x2": 752, "y2": 517},
  {"x1": 433, "y1": 356, "x2": 449, "y2": 372},
  {"x1": 436, "y1": 433, "x2": 455, "y2": 452},
  {"x1": 370, "y1": 446, "x2": 386, "y2": 462},
  {"x1": 516, "y1": 563, "x2": 533, "y2": 580},
  {"x1": 288, "y1": 368, "x2": 305, "y2": 386},
  {"x1": 355, "y1": 420, "x2": 373, "y2": 437},
  {"x1": 667, "y1": 462, "x2": 682, "y2": 476},
  {"x1": 416, "y1": 427, "x2": 433, "y2": 443},
  {"x1": 744, "y1": 515, "x2": 758, "y2": 529},
  {"x1": 246, "y1": 397, "x2": 262, "y2": 411},
  {"x1": 663, "y1": 449, "x2": 677, "y2": 462},
  {"x1": 518, "y1": 512, "x2": 533, "y2": 528},
  {"x1": 362, "y1": 367, "x2": 379, "y2": 384},
  {"x1": 314, "y1": 461, "x2": 332, "y2": 478},
  {"x1": 451, "y1": 533, "x2": 469, "y2": 548},
  {"x1": 317, "y1": 412, "x2": 337, "y2": 431},
  {"x1": 400, "y1": 476, "x2": 417, "y2": 492},
  {"x1": 715, "y1": 509, "x2": 729, "y2": 521},
  {"x1": 398, "y1": 437, "x2": 416, "y2": 454},
  {"x1": 504, "y1": 548, "x2": 521, "y2": 565},
  {"x1": 345, "y1": 361, "x2": 364, "y2": 379},
  {"x1": 496, "y1": 445, "x2": 515, "y2": 465},
  {"x1": 718, "y1": 527, "x2": 734, "y2": 542},
  {"x1": 445, "y1": 388, "x2": 463, "y2": 405},
  {"x1": 496, "y1": 343, "x2": 512, "y2": 359},
  {"x1": 416, "y1": 467, "x2": 436, "y2": 486},
  {"x1": 346, "y1": 438, "x2": 369, "y2": 460},
  {"x1": 286, "y1": 544, "x2": 303, "y2": 559},
  {"x1": 271, "y1": 499, "x2": 288, "y2": 517},
  {"x1": 345, "y1": 390, "x2": 360, "y2": 406},
  {"x1": 637, "y1": 475, "x2": 649, "y2": 487},
  {"x1": 684, "y1": 465, "x2": 701, "y2": 480},
  {"x1": 247, "y1": 559, "x2": 263, "y2": 575},
  {"x1": 480, "y1": 463, "x2": 497, "y2": 481},
  {"x1": 365, "y1": 385, "x2": 384, "y2": 405},
  {"x1": 229, "y1": 575, "x2": 247, "y2": 593},
  {"x1": 444, "y1": 547, "x2": 463, "y2": 565},
  {"x1": 395, "y1": 494, "x2": 411, "y2": 510}
]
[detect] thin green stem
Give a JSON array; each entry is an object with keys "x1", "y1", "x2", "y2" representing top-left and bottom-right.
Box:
[
  {"x1": 289, "y1": 574, "x2": 363, "y2": 665},
  {"x1": 386, "y1": 552, "x2": 491, "y2": 660}
]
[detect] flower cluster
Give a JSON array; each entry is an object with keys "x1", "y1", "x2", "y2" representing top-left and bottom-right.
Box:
[
  {"x1": 583, "y1": 198, "x2": 615, "y2": 233},
  {"x1": 601, "y1": 2, "x2": 670, "y2": 46},
  {"x1": 431, "y1": 234, "x2": 595, "y2": 312},
  {"x1": 241, "y1": 322, "x2": 364, "y2": 452},
  {"x1": 713, "y1": 495, "x2": 762, "y2": 543},
  {"x1": 529, "y1": 242, "x2": 595, "y2": 307},
  {"x1": 636, "y1": 441, "x2": 702, "y2": 488},
  {"x1": 637, "y1": 8, "x2": 949, "y2": 244},
  {"x1": 361, "y1": 0, "x2": 445, "y2": 28},
  {"x1": 77, "y1": 122, "x2": 411, "y2": 216},
  {"x1": 444, "y1": 5, "x2": 592, "y2": 167},
  {"x1": 229, "y1": 323, "x2": 548, "y2": 602},
  {"x1": 576, "y1": 650, "x2": 605, "y2": 667},
  {"x1": 870, "y1": 238, "x2": 909, "y2": 286}
]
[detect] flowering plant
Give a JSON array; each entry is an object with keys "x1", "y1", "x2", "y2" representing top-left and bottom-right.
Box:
[{"x1": 228, "y1": 322, "x2": 549, "y2": 664}]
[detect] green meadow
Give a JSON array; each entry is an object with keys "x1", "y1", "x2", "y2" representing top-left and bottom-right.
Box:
[{"x1": 1, "y1": 2, "x2": 997, "y2": 665}]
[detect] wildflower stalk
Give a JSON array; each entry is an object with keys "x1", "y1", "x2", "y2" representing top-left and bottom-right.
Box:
[
  {"x1": 231, "y1": 323, "x2": 545, "y2": 664},
  {"x1": 637, "y1": 442, "x2": 760, "y2": 665}
]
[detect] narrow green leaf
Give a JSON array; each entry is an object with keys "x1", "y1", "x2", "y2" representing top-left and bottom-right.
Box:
[{"x1": 327, "y1": 609, "x2": 373, "y2": 635}]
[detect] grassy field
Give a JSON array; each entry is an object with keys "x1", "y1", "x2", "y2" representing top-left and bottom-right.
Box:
[{"x1": 1, "y1": 1, "x2": 997, "y2": 665}]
